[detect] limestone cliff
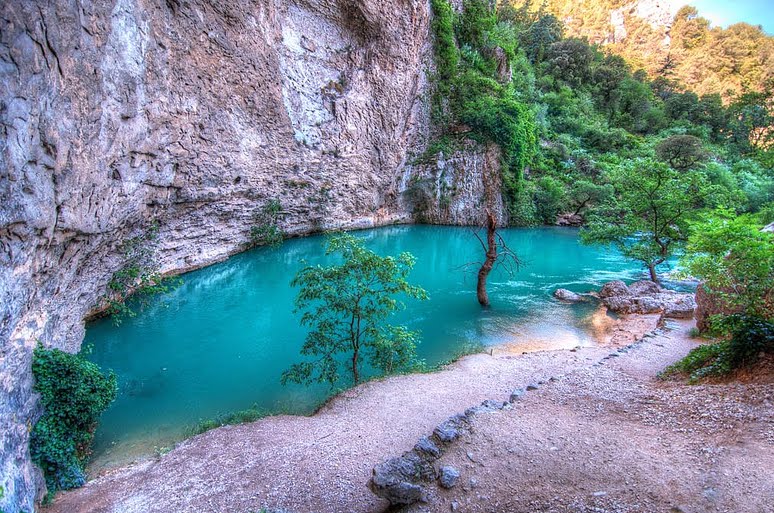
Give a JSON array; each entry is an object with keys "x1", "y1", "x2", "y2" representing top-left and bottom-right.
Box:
[{"x1": 0, "y1": 1, "x2": 502, "y2": 510}]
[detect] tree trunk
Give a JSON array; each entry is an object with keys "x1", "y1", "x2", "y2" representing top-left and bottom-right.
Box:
[
  {"x1": 477, "y1": 212, "x2": 498, "y2": 307},
  {"x1": 648, "y1": 263, "x2": 660, "y2": 284},
  {"x1": 352, "y1": 347, "x2": 360, "y2": 384}
]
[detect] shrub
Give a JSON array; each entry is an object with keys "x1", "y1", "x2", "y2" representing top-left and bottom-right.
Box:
[
  {"x1": 660, "y1": 342, "x2": 729, "y2": 382},
  {"x1": 725, "y1": 315, "x2": 774, "y2": 368},
  {"x1": 249, "y1": 199, "x2": 285, "y2": 247},
  {"x1": 29, "y1": 348, "x2": 117, "y2": 498},
  {"x1": 661, "y1": 316, "x2": 774, "y2": 382}
]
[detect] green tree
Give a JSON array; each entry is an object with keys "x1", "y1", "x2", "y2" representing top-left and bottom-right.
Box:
[
  {"x1": 581, "y1": 158, "x2": 706, "y2": 283},
  {"x1": 655, "y1": 134, "x2": 707, "y2": 171},
  {"x1": 682, "y1": 211, "x2": 774, "y2": 321},
  {"x1": 30, "y1": 348, "x2": 117, "y2": 497},
  {"x1": 282, "y1": 234, "x2": 428, "y2": 387}
]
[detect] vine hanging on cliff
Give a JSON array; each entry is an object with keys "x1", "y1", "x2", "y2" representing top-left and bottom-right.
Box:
[{"x1": 428, "y1": 0, "x2": 538, "y2": 222}]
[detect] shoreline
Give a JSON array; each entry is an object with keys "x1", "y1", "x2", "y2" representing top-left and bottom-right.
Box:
[
  {"x1": 51, "y1": 311, "x2": 675, "y2": 512},
  {"x1": 85, "y1": 303, "x2": 655, "y2": 476}
]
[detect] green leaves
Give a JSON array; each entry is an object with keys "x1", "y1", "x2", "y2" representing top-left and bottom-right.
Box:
[
  {"x1": 29, "y1": 347, "x2": 117, "y2": 497},
  {"x1": 282, "y1": 233, "x2": 427, "y2": 388},
  {"x1": 682, "y1": 211, "x2": 774, "y2": 320},
  {"x1": 581, "y1": 158, "x2": 708, "y2": 281},
  {"x1": 249, "y1": 199, "x2": 285, "y2": 247}
]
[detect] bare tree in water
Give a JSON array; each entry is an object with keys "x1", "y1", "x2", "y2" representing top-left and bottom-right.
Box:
[{"x1": 466, "y1": 211, "x2": 523, "y2": 307}]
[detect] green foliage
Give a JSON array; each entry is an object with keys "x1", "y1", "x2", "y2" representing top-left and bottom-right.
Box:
[
  {"x1": 249, "y1": 199, "x2": 285, "y2": 247},
  {"x1": 30, "y1": 348, "x2": 117, "y2": 498},
  {"x1": 660, "y1": 342, "x2": 730, "y2": 382},
  {"x1": 661, "y1": 316, "x2": 774, "y2": 382},
  {"x1": 282, "y1": 233, "x2": 428, "y2": 387},
  {"x1": 533, "y1": 176, "x2": 566, "y2": 223},
  {"x1": 682, "y1": 211, "x2": 774, "y2": 320},
  {"x1": 430, "y1": 0, "x2": 459, "y2": 81},
  {"x1": 725, "y1": 316, "x2": 774, "y2": 368},
  {"x1": 654, "y1": 134, "x2": 706, "y2": 170},
  {"x1": 457, "y1": 90, "x2": 538, "y2": 208},
  {"x1": 581, "y1": 158, "x2": 706, "y2": 282},
  {"x1": 428, "y1": 0, "x2": 539, "y2": 220},
  {"x1": 105, "y1": 222, "x2": 178, "y2": 324}
]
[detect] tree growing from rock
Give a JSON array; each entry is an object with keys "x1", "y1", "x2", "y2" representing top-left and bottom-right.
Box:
[
  {"x1": 581, "y1": 158, "x2": 708, "y2": 283},
  {"x1": 281, "y1": 233, "x2": 428, "y2": 387}
]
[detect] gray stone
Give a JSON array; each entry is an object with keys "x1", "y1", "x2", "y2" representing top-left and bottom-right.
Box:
[
  {"x1": 628, "y1": 280, "x2": 662, "y2": 296},
  {"x1": 434, "y1": 414, "x2": 470, "y2": 444},
  {"x1": 509, "y1": 388, "x2": 526, "y2": 402},
  {"x1": 553, "y1": 288, "x2": 584, "y2": 302},
  {"x1": 526, "y1": 383, "x2": 539, "y2": 391},
  {"x1": 599, "y1": 280, "x2": 630, "y2": 298},
  {"x1": 370, "y1": 452, "x2": 434, "y2": 505},
  {"x1": 439, "y1": 466, "x2": 460, "y2": 489},
  {"x1": 414, "y1": 437, "x2": 442, "y2": 459}
]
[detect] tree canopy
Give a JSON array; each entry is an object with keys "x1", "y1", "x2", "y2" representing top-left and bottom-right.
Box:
[{"x1": 282, "y1": 234, "x2": 428, "y2": 387}]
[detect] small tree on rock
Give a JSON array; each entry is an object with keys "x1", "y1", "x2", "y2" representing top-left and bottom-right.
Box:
[
  {"x1": 282, "y1": 233, "x2": 428, "y2": 387},
  {"x1": 581, "y1": 158, "x2": 707, "y2": 283}
]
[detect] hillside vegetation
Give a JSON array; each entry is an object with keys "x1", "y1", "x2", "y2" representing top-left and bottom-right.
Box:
[
  {"x1": 509, "y1": 0, "x2": 774, "y2": 99},
  {"x1": 428, "y1": 0, "x2": 772, "y2": 229}
]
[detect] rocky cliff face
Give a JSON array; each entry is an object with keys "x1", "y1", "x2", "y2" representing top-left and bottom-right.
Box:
[{"x1": 0, "y1": 1, "x2": 503, "y2": 510}]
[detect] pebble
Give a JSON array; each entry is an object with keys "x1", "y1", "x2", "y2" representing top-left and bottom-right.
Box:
[{"x1": 526, "y1": 383, "x2": 539, "y2": 391}]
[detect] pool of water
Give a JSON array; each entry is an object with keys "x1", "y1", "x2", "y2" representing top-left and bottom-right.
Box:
[{"x1": 84, "y1": 225, "x2": 646, "y2": 469}]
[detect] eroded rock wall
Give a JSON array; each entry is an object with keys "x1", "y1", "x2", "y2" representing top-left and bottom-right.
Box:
[{"x1": 0, "y1": 0, "x2": 456, "y2": 509}]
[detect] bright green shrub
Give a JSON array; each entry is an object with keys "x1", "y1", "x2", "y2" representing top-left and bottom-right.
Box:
[
  {"x1": 430, "y1": 0, "x2": 459, "y2": 81},
  {"x1": 534, "y1": 176, "x2": 566, "y2": 223},
  {"x1": 29, "y1": 348, "x2": 117, "y2": 498}
]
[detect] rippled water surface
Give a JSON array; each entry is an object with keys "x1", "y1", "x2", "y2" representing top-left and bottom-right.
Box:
[{"x1": 85, "y1": 225, "x2": 646, "y2": 468}]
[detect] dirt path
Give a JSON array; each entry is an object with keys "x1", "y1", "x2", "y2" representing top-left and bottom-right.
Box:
[{"x1": 47, "y1": 316, "x2": 773, "y2": 513}]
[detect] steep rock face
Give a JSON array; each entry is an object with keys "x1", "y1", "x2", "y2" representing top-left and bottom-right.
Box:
[
  {"x1": 400, "y1": 142, "x2": 506, "y2": 226},
  {"x1": 0, "y1": 0, "x2": 461, "y2": 510}
]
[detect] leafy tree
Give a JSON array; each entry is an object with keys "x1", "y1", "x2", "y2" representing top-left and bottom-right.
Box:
[
  {"x1": 546, "y1": 38, "x2": 595, "y2": 88},
  {"x1": 728, "y1": 85, "x2": 774, "y2": 154},
  {"x1": 655, "y1": 135, "x2": 706, "y2": 171},
  {"x1": 566, "y1": 179, "x2": 613, "y2": 216},
  {"x1": 30, "y1": 348, "x2": 117, "y2": 498},
  {"x1": 682, "y1": 211, "x2": 774, "y2": 321},
  {"x1": 581, "y1": 158, "x2": 707, "y2": 283},
  {"x1": 282, "y1": 234, "x2": 428, "y2": 387},
  {"x1": 534, "y1": 175, "x2": 566, "y2": 223}
]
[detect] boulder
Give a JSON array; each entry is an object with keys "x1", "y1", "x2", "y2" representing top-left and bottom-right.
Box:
[
  {"x1": 598, "y1": 280, "x2": 695, "y2": 318},
  {"x1": 370, "y1": 452, "x2": 435, "y2": 505},
  {"x1": 628, "y1": 280, "x2": 662, "y2": 296},
  {"x1": 414, "y1": 437, "x2": 441, "y2": 459},
  {"x1": 439, "y1": 466, "x2": 461, "y2": 489},
  {"x1": 554, "y1": 289, "x2": 584, "y2": 302},
  {"x1": 433, "y1": 414, "x2": 469, "y2": 443},
  {"x1": 663, "y1": 295, "x2": 697, "y2": 319},
  {"x1": 599, "y1": 280, "x2": 630, "y2": 299},
  {"x1": 556, "y1": 212, "x2": 584, "y2": 226}
]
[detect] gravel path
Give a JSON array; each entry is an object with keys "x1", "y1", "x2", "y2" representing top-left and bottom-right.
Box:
[
  {"x1": 404, "y1": 319, "x2": 774, "y2": 513},
  {"x1": 47, "y1": 316, "x2": 773, "y2": 513}
]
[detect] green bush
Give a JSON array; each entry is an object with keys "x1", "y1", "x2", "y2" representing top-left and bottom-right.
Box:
[
  {"x1": 249, "y1": 199, "x2": 285, "y2": 247},
  {"x1": 660, "y1": 342, "x2": 729, "y2": 382},
  {"x1": 29, "y1": 347, "x2": 117, "y2": 498},
  {"x1": 661, "y1": 316, "x2": 774, "y2": 382},
  {"x1": 430, "y1": 0, "x2": 459, "y2": 81},
  {"x1": 725, "y1": 315, "x2": 774, "y2": 368}
]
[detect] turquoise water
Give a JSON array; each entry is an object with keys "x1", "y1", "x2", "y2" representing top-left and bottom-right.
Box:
[{"x1": 85, "y1": 226, "x2": 644, "y2": 468}]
